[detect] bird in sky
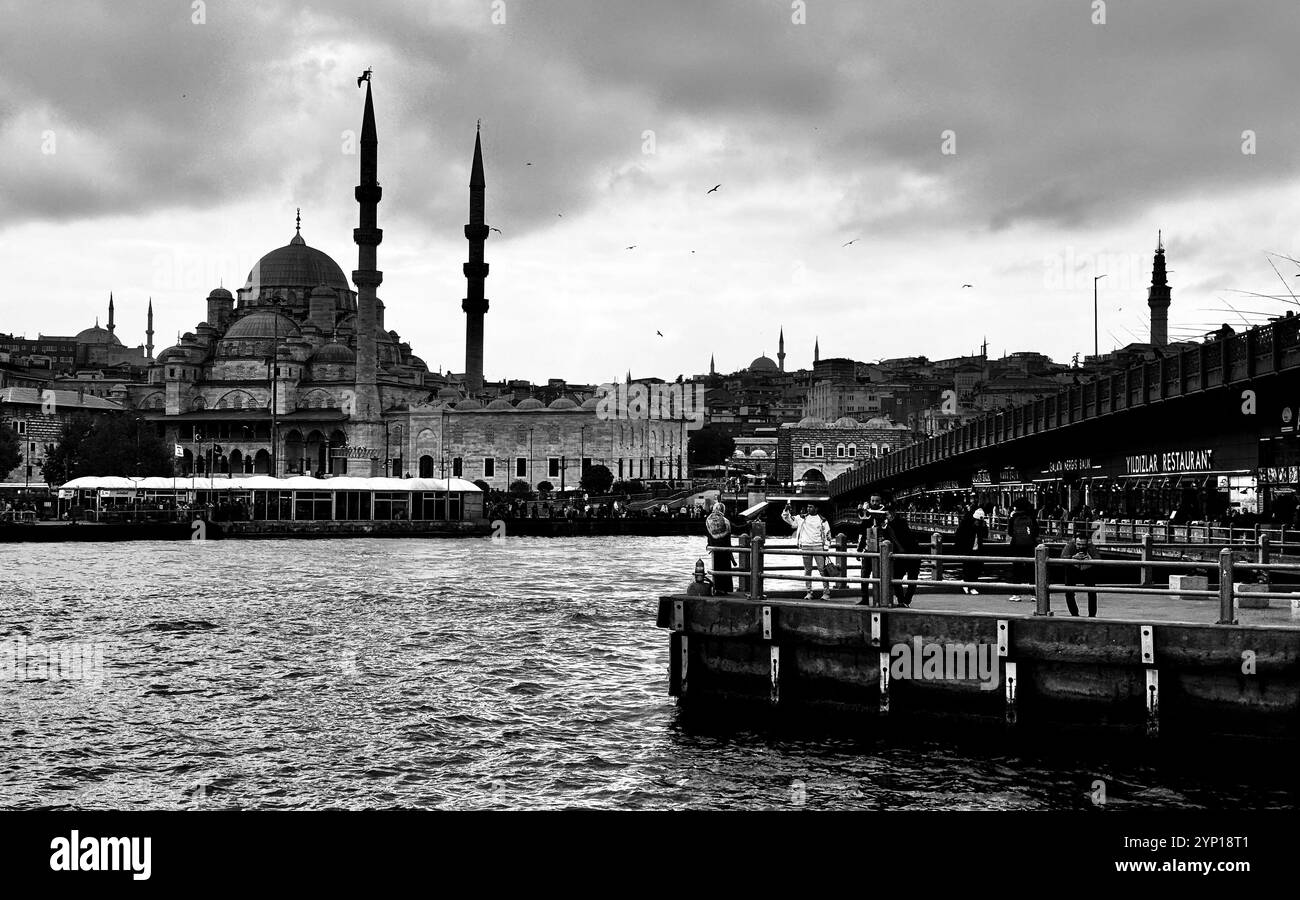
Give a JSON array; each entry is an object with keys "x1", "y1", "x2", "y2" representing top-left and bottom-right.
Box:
[
  {"x1": 626, "y1": 245, "x2": 637, "y2": 250},
  {"x1": 842, "y1": 238, "x2": 859, "y2": 247},
  {"x1": 656, "y1": 330, "x2": 664, "y2": 337},
  {"x1": 707, "y1": 185, "x2": 721, "y2": 194},
  {"x1": 526, "y1": 162, "x2": 533, "y2": 166},
  {"x1": 961, "y1": 284, "x2": 973, "y2": 288},
  {"x1": 489, "y1": 227, "x2": 502, "y2": 234}
]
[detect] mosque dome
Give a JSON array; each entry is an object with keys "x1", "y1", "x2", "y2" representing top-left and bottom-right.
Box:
[
  {"x1": 486, "y1": 398, "x2": 515, "y2": 410},
  {"x1": 833, "y1": 416, "x2": 860, "y2": 428},
  {"x1": 797, "y1": 416, "x2": 823, "y2": 427},
  {"x1": 75, "y1": 324, "x2": 122, "y2": 346},
  {"x1": 454, "y1": 399, "x2": 483, "y2": 411},
  {"x1": 312, "y1": 341, "x2": 355, "y2": 364},
  {"x1": 224, "y1": 309, "x2": 302, "y2": 340},
  {"x1": 244, "y1": 231, "x2": 350, "y2": 295},
  {"x1": 547, "y1": 397, "x2": 577, "y2": 410},
  {"x1": 516, "y1": 398, "x2": 545, "y2": 410},
  {"x1": 208, "y1": 287, "x2": 233, "y2": 300},
  {"x1": 749, "y1": 355, "x2": 779, "y2": 373},
  {"x1": 580, "y1": 397, "x2": 600, "y2": 410}
]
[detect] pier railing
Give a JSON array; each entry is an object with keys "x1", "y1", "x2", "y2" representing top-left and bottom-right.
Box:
[{"x1": 704, "y1": 524, "x2": 1298, "y2": 625}]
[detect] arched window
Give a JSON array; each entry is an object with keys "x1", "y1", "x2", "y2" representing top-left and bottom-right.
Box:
[
  {"x1": 801, "y1": 443, "x2": 811, "y2": 458},
  {"x1": 847, "y1": 444, "x2": 857, "y2": 457},
  {"x1": 836, "y1": 443, "x2": 845, "y2": 458},
  {"x1": 814, "y1": 444, "x2": 824, "y2": 458},
  {"x1": 192, "y1": 396, "x2": 206, "y2": 410},
  {"x1": 882, "y1": 444, "x2": 891, "y2": 455}
]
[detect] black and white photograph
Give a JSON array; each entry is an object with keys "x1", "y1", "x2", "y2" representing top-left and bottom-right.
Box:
[{"x1": 1, "y1": 0, "x2": 1296, "y2": 885}]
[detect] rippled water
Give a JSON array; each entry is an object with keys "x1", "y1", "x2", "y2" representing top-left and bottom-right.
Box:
[{"x1": 1, "y1": 537, "x2": 1295, "y2": 810}]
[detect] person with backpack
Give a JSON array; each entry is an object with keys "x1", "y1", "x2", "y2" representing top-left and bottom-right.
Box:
[
  {"x1": 1007, "y1": 498, "x2": 1040, "y2": 602},
  {"x1": 783, "y1": 501, "x2": 832, "y2": 601}
]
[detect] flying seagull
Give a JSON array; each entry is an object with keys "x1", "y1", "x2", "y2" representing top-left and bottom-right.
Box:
[
  {"x1": 961, "y1": 284, "x2": 973, "y2": 288},
  {"x1": 707, "y1": 185, "x2": 720, "y2": 194},
  {"x1": 626, "y1": 245, "x2": 636, "y2": 250},
  {"x1": 526, "y1": 162, "x2": 533, "y2": 166},
  {"x1": 357, "y1": 68, "x2": 372, "y2": 87},
  {"x1": 489, "y1": 227, "x2": 502, "y2": 234},
  {"x1": 656, "y1": 330, "x2": 664, "y2": 337},
  {"x1": 842, "y1": 238, "x2": 859, "y2": 247}
]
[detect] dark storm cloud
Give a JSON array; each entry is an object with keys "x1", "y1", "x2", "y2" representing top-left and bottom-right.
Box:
[{"x1": 2, "y1": 0, "x2": 1298, "y2": 241}]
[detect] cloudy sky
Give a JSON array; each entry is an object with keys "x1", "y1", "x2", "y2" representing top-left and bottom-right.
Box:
[{"x1": 2, "y1": 0, "x2": 1299, "y2": 383}]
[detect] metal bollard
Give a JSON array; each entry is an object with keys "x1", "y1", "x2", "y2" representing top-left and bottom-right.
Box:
[
  {"x1": 1140, "y1": 534, "x2": 1153, "y2": 587},
  {"x1": 736, "y1": 534, "x2": 751, "y2": 595},
  {"x1": 750, "y1": 522, "x2": 765, "y2": 601},
  {"x1": 931, "y1": 532, "x2": 944, "y2": 582},
  {"x1": 1034, "y1": 543, "x2": 1050, "y2": 616},
  {"x1": 1257, "y1": 534, "x2": 1270, "y2": 586},
  {"x1": 1217, "y1": 547, "x2": 1235, "y2": 625},
  {"x1": 878, "y1": 540, "x2": 894, "y2": 608}
]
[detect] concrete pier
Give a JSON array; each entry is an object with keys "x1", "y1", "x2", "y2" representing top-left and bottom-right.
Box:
[{"x1": 657, "y1": 588, "x2": 1300, "y2": 737}]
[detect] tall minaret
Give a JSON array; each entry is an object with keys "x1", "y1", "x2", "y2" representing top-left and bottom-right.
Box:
[
  {"x1": 462, "y1": 122, "x2": 490, "y2": 394},
  {"x1": 352, "y1": 74, "x2": 383, "y2": 468},
  {"x1": 710, "y1": 354, "x2": 716, "y2": 376},
  {"x1": 814, "y1": 336, "x2": 820, "y2": 365},
  {"x1": 778, "y1": 327, "x2": 786, "y2": 372},
  {"x1": 1147, "y1": 230, "x2": 1171, "y2": 348},
  {"x1": 146, "y1": 297, "x2": 154, "y2": 359},
  {"x1": 107, "y1": 293, "x2": 115, "y2": 337}
]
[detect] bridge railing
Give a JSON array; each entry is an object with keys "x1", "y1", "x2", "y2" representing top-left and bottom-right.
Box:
[{"x1": 699, "y1": 524, "x2": 1297, "y2": 625}]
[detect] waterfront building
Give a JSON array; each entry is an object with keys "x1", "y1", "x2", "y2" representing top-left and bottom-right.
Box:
[
  {"x1": 775, "y1": 415, "x2": 920, "y2": 486},
  {"x1": 0, "y1": 387, "x2": 124, "y2": 486}
]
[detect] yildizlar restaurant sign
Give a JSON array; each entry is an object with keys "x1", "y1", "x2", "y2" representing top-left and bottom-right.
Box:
[{"x1": 1125, "y1": 449, "x2": 1214, "y2": 475}]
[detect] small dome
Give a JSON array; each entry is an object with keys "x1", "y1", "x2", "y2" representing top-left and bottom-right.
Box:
[
  {"x1": 313, "y1": 341, "x2": 355, "y2": 363},
  {"x1": 224, "y1": 310, "x2": 301, "y2": 340},
  {"x1": 516, "y1": 398, "x2": 545, "y2": 410},
  {"x1": 833, "y1": 416, "x2": 859, "y2": 428},
  {"x1": 406, "y1": 355, "x2": 428, "y2": 372},
  {"x1": 155, "y1": 345, "x2": 185, "y2": 364},
  {"x1": 580, "y1": 397, "x2": 600, "y2": 410},
  {"x1": 75, "y1": 325, "x2": 123, "y2": 346},
  {"x1": 486, "y1": 398, "x2": 515, "y2": 410},
  {"x1": 863, "y1": 416, "x2": 897, "y2": 429},
  {"x1": 749, "y1": 355, "x2": 779, "y2": 372},
  {"x1": 733, "y1": 449, "x2": 747, "y2": 458},
  {"x1": 454, "y1": 399, "x2": 483, "y2": 411},
  {"x1": 548, "y1": 397, "x2": 577, "y2": 410},
  {"x1": 797, "y1": 416, "x2": 823, "y2": 427},
  {"x1": 208, "y1": 287, "x2": 233, "y2": 299},
  {"x1": 750, "y1": 448, "x2": 769, "y2": 458}
]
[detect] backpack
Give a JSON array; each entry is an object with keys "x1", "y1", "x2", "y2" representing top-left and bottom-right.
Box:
[{"x1": 1010, "y1": 513, "x2": 1035, "y2": 546}]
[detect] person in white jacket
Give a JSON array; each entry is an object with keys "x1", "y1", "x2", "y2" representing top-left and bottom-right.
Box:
[{"x1": 782, "y1": 501, "x2": 832, "y2": 600}]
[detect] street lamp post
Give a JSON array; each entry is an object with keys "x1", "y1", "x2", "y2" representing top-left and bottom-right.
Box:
[{"x1": 1094, "y1": 273, "x2": 1108, "y2": 359}]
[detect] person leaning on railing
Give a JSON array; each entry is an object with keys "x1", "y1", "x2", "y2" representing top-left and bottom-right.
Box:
[{"x1": 705, "y1": 503, "x2": 735, "y2": 595}]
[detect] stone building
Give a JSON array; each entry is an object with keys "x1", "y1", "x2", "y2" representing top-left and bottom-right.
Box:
[
  {"x1": 775, "y1": 415, "x2": 920, "y2": 486},
  {"x1": 0, "y1": 387, "x2": 124, "y2": 486}
]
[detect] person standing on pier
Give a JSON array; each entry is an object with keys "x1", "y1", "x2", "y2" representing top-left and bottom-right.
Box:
[
  {"x1": 783, "y1": 501, "x2": 832, "y2": 601},
  {"x1": 1007, "y1": 499, "x2": 1040, "y2": 602},
  {"x1": 954, "y1": 506, "x2": 987, "y2": 594},
  {"x1": 879, "y1": 502, "x2": 921, "y2": 607},
  {"x1": 1062, "y1": 518, "x2": 1099, "y2": 617},
  {"x1": 705, "y1": 502, "x2": 736, "y2": 594}
]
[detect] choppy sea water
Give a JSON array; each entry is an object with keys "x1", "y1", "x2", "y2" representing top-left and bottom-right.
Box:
[{"x1": 1, "y1": 536, "x2": 1295, "y2": 810}]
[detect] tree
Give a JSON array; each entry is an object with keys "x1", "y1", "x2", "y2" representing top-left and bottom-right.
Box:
[
  {"x1": 611, "y1": 479, "x2": 644, "y2": 496},
  {"x1": 472, "y1": 479, "x2": 491, "y2": 494},
  {"x1": 688, "y1": 427, "x2": 735, "y2": 466},
  {"x1": 537, "y1": 480, "x2": 554, "y2": 495},
  {"x1": 580, "y1": 464, "x2": 613, "y2": 495},
  {"x1": 0, "y1": 425, "x2": 21, "y2": 479},
  {"x1": 43, "y1": 413, "x2": 174, "y2": 485},
  {"x1": 508, "y1": 479, "x2": 531, "y2": 497}
]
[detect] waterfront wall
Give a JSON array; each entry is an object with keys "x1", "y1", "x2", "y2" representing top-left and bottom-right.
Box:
[{"x1": 658, "y1": 595, "x2": 1300, "y2": 736}]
